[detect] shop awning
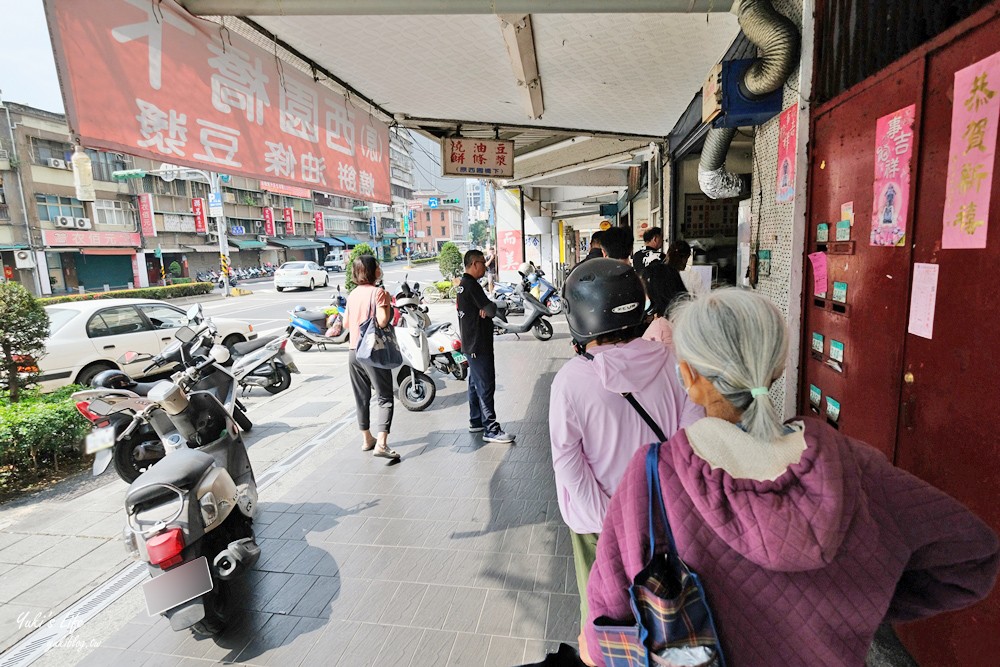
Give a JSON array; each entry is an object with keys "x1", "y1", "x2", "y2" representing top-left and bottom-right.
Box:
[
  {"x1": 230, "y1": 239, "x2": 268, "y2": 250},
  {"x1": 382, "y1": 233, "x2": 401, "y2": 240},
  {"x1": 268, "y1": 237, "x2": 324, "y2": 249},
  {"x1": 81, "y1": 248, "x2": 137, "y2": 255},
  {"x1": 0, "y1": 244, "x2": 28, "y2": 251},
  {"x1": 333, "y1": 236, "x2": 367, "y2": 247},
  {"x1": 184, "y1": 244, "x2": 236, "y2": 253},
  {"x1": 316, "y1": 236, "x2": 346, "y2": 247}
]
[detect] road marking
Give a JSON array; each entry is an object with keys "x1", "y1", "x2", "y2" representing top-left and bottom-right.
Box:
[{"x1": 0, "y1": 412, "x2": 356, "y2": 667}]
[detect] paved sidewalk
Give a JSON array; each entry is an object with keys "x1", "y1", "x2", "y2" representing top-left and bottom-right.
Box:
[{"x1": 2, "y1": 310, "x2": 579, "y2": 667}]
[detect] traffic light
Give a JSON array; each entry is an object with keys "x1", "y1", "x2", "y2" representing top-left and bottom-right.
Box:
[
  {"x1": 112, "y1": 169, "x2": 148, "y2": 181},
  {"x1": 442, "y1": 198, "x2": 460, "y2": 205}
]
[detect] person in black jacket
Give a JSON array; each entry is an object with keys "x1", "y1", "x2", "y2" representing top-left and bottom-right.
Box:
[
  {"x1": 631, "y1": 226, "x2": 665, "y2": 269},
  {"x1": 457, "y1": 250, "x2": 515, "y2": 444}
]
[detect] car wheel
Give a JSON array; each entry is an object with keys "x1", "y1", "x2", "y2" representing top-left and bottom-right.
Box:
[
  {"x1": 276, "y1": 286, "x2": 284, "y2": 292},
  {"x1": 76, "y1": 362, "x2": 116, "y2": 387},
  {"x1": 309, "y1": 279, "x2": 315, "y2": 291},
  {"x1": 322, "y1": 275, "x2": 329, "y2": 288}
]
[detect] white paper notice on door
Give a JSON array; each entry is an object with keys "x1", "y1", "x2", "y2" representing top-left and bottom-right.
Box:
[{"x1": 907, "y1": 263, "x2": 940, "y2": 339}]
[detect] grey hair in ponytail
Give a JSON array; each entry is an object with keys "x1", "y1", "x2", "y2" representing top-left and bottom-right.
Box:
[{"x1": 671, "y1": 288, "x2": 788, "y2": 441}]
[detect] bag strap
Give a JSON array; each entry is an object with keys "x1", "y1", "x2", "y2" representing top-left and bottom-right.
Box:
[
  {"x1": 582, "y1": 352, "x2": 667, "y2": 442},
  {"x1": 645, "y1": 442, "x2": 678, "y2": 559}
]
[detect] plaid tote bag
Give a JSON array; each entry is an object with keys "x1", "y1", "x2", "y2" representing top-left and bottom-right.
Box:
[{"x1": 593, "y1": 442, "x2": 726, "y2": 667}]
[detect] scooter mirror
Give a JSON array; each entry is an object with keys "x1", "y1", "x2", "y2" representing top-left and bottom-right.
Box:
[
  {"x1": 185, "y1": 303, "x2": 203, "y2": 324},
  {"x1": 175, "y1": 326, "x2": 196, "y2": 343},
  {"x1": 118, "y1": 350, "x2": 155, "y2": 364}
]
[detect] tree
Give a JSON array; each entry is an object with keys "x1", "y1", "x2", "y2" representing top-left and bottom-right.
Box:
[
  {"x1": 168, "y1": 261, "x2": 183, "y2": 278},
  {"x1": 0, "y1": 282, "x2": 50, "y2": 403},
  {"x1": 438, "y1": 242, "x2": 463, "y2": 279},
  {"x1": 470, "y1": 220, "x2": 490, "y2": 247},
  {"x1": 344, "y1": 243, "x2": 375, "y2": 291}
]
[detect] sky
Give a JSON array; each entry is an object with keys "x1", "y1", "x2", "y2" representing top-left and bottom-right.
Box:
[{"x1": 0, "y1": 0, "x2": 65, "y2": 112}]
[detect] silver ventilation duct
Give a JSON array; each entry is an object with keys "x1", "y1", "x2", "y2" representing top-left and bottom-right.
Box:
[{"x1": 698, "y1": 0, "x2": 800, "y2": 199}]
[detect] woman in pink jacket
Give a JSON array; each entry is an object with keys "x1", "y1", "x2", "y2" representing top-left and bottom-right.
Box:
[
  {"x1": 550, "y1": 259, "x2": 702, "y2": 643},
  {"x1": 584, "y1": 288, "x2": 998, "y2": 666}
]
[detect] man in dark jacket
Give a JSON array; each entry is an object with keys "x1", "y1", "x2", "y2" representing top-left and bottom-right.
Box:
[
  {"x1": 631, "y1": 226, "x2": 665, "y2": 269},
  {"x1": 457, "y1": 250, "x2": 515, "y2": 443},
  {"x1": 581, "y1": 231, "x2": 605, "y2": 263}
]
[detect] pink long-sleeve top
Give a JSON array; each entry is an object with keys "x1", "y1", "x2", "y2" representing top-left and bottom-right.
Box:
[{"x1": 548, "y1": 337, "x2": 703, "y2": 535}]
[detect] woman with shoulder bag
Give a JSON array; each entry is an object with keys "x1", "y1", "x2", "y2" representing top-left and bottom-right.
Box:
[
  {"x1": 584, "y1": 288, "x2": 998, "y2": 667},
  {"x1": 344, "y1": 254, "x2": 400, "y2": 460}
]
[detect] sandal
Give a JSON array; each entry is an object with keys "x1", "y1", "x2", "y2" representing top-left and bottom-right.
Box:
[
  {"x1": 362, "y1": 438, "x2": 377, "y2": 451},
  {"x1": 373, "y1": 444, "x2": 400, "y2": 460}
]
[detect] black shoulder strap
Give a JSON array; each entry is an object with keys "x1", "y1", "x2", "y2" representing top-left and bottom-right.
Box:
[{"x1": 582, "y1": 352, "x2": 668, "y2": 442}]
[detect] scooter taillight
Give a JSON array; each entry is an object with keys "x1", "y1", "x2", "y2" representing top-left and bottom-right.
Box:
[
  {"x1": 451, "y1": 339, "x2": 462, "y2": 351},
  {"x1": 279, "y1": 338, "x2": 288, "y2": 352},
  {"x1": 147, "y1": 527, "x2": 185, "y2": 568},
  {"x1": 75, "y1": 401, "x2": 98, "y2": 422}
]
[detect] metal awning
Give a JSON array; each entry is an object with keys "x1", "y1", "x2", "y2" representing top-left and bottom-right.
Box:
[
  {"x1": 315, "y1": 236, "x2": 346, "y2": 247},
  {"x1": 230, "y1": 239, "x2": 268, "y2": 250},
  {"x1": 184, "y1": 245, "x2": 234, "y2": 253},
  {"x1": 268, "y1": 237, "x2": 324, "y2": 249},
  {"x1": 333, "y1": 236, "x2": 368, "y2": 247}
]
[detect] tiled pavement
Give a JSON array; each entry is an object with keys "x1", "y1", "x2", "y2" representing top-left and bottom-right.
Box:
[{"x1": 2, "y1": 307, "x2": 580, "y2": 667}]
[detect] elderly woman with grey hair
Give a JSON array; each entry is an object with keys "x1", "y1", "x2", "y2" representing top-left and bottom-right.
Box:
[{"x1": 582, "y1": 288, "x2": 998, "y2": 667}]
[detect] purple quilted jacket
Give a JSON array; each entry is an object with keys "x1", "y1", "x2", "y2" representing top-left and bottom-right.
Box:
[{"x1": 585, "y1": 418, "x2": 999, "y2": 666}]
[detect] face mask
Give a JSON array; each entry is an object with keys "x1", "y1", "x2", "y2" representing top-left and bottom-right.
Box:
[{"x1": 675, "y1": 363, "x2": 686, "y2": 389}]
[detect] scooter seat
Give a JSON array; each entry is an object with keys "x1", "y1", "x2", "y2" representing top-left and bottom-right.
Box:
[
  {"x1": 130, "y1": 380, "x2": 164, "y2": 397},
  {"x1": 126, "y1": 448, "x2": 215, "y2": 508},
  {"x1": 425, "y1": 322, "x2": 449, "y2": 336},
  {"x1": 231, "y1": 336, "x2": 275, "y2": 356},
  {"x1": 296, "y1": 309, "x2": 328, "y2": 322}
]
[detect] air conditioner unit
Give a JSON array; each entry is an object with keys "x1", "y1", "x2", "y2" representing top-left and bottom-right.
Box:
[
  {"x1": 46, "y1": 158, "x2": 68, "y2": 170},
  {"x1": 55, "y1": 216, "x2": 74, "y2": 228},
  {"x1": 75, "y1": 217, "x2": 92, "y2": 230},
  {"x1": 14, "y1": 250, "x2": 35, "y2": 269},
  {"x1": 257, "y1": 235, "x2": 269, "y2": 243},
  {"x1": 223, "y1": 192, "x2": 237, "y2": 204}
]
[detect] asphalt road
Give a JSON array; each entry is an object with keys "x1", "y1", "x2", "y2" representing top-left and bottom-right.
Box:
[{"x1": 205, "y1": 259, "x2": 447, "y2": 337}]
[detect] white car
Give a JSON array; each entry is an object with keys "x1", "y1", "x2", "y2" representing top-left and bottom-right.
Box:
[
  {"x1": 274, "y1": 261, "x2": 329, "y2": 291},
  {"x1": 36, "y1": 299, "x2": 256, "y2": 391}
]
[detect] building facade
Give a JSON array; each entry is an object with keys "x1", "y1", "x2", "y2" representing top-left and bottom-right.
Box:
[
  {"x1": 0, "y1": 102, "x2": 417, "y2": 295},
  {"x1": 411, "y1": 190, "x2": 466, "y2": 253}
]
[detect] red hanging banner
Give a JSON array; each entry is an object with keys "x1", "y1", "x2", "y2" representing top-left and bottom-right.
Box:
[
  {"x1": 262, "y1": 207, "x2": 275, "y2": 236},
  {"x1": 314, "y1": 211, "x2": 325, "y2": 235},
  {"x1": 137, "y1": 193, "x2": 156, "y2": 237},
  {"x1": 283, "y1": 207, "x2": 295, "y2": 235},
  {"x1": 192, "y1": 198, "x2": 207, "y2": 233}
]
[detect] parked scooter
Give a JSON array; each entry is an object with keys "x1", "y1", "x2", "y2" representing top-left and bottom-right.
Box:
[
  {"x1": 426, "y1": 322, "x2": 468, "y2": 380},
  {"x1": 74, "y1": 305, "x2": 253, "y2": 483},
  {"x1": 88, "y1": 333, "x2": 259, "y2": 637},
  {"x1": 287, "y1": 286, "x2": 349, "y2": 351},
  {"x1": 393, "y1": 280, "x2": 437, "y2": 411},
  {"x1": 525, "y1": 264, "x2": 562, "y2": 315},
  {"x1": 492, "y1": 281, "x2": 525, "y2": 314},
  {"x1": 229, "y1": 333, "x2": 298, "y2": 395},
  {"x1": 492, "y1": 272, "x2": 554, "y2": 341}
]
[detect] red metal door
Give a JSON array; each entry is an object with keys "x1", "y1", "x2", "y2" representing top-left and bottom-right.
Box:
[
  {"x1": 800, "y1": 60, "x2": 923, "y2": 459},
  {"x1": 894, "y1": 13, "x2": 1000, "y2": 664}
]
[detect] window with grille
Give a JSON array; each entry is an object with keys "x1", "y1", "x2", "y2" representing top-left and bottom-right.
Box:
[
  {"x1": 35, "y1": 194, "x2": 84, "y2": 221},
  {"x1": 95, "y1": 199, "x2": 134, "y2": 226}
]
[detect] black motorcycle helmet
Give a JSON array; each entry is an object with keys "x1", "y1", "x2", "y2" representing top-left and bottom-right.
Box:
[
  {"x1": 91, "y1": 368, "x2": 136, "y2": 390},
  {"x1": 562, "y1": 258, "x2": 646, "y2": 344}
]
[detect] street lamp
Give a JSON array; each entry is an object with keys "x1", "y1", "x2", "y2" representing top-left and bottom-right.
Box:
[{"x1": 114, "y1": 167, "x2": 231, "y2": 297}]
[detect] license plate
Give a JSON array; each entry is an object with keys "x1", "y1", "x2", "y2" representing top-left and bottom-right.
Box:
[
  {"x1": 142, "y1": 556, "x2": 213, "y2": 616},
  {"x1": 452, "y1": 352, "x2": 467, "y2": 363},
  {"x1": 84, "y1": 426, "x2": 116, "y2": 454}
]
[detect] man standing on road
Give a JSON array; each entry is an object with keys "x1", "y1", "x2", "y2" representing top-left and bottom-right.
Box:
[{"x1": 457, "y1": 250, "x2": 515, "y2": 444}]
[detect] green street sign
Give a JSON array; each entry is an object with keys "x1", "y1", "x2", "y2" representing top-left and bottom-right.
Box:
[
  {"x1": 154, "y1": 247, "x2": 162, "y2": 258},
  {"x1": 112, "y1": 169, "x2": 148, "y2": 181},
  {"x1": 442, "y1": 198, "x2": 460, "y2": 204}
]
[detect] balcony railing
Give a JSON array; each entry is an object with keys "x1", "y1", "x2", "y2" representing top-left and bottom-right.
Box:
[{"x1": 0, "y1": 203, "x2": 9, "y2": 220}]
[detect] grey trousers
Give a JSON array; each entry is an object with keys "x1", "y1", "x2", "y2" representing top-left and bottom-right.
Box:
[{"x1": 348, "y1": 350, "x2": 394, "y2": 433}]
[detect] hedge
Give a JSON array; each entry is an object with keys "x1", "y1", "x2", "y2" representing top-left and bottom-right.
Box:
[
  {"x1": 410, "y1": 256, "x2": 438, "y2": 265},
  {"x1": 39, "y1": 282, "x2": 214, "y2": 305},
  {"x1": 170, "y1": 277, "x2": 194, "y2": 285},
  {"x1": 0, "y1": 386, "x2": 90, "y2": 496}
]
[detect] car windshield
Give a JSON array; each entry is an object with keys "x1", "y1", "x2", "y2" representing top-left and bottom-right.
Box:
[
  {"x1": 45, "y1": 308, "x2": 79, "y2": 334},
  {"x1": 281, "y1": 262, "x2": 306, "y2": 269}
]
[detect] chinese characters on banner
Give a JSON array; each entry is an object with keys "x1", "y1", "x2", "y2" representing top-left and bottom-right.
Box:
[
  {"x1": 870, "y1": 105, "x2": 916, "y2": 246},
  {"x1": 137, "y1": 193, "x2": 156, "y2": 237},
  {"x1": 45, "y1": 0, "x2": 391, "y2": 203},
  {"x1": 191, "y1": 198, "x2": 207, "y2": 233},
  {"x1": 42, "y1": 230, "x2": 141, "y2": 247},
  {"x1": 941, "y1": 51, "x2": 1000, "y2": 249},
  {"x1": 775, "y1": 105, "x2": 797, "y2": 203},
  {"x1": 441, "y1": 138, "x2": 515, "y2": 178},
  {"x1": 283, "y1": 207, "x2": 295, "y2": 235},
  {"x1": 497, "y1": 230, "x2": 523, "y2": 271},
  {"x1": 262, "y1": 207, "x2": 276, "y2": 236},
  {"x1": 314, "y1": 211, "x2": 325, "y2": 235}
]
